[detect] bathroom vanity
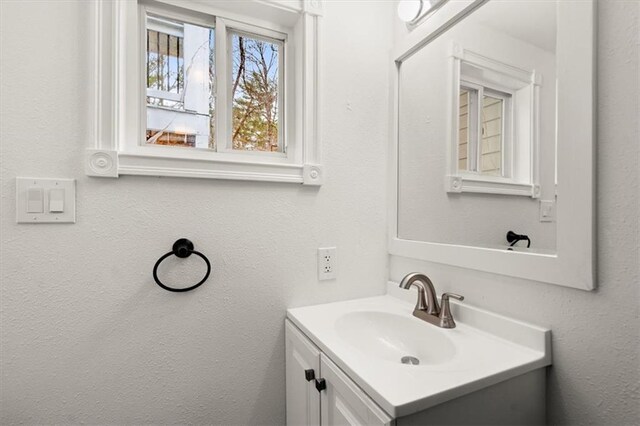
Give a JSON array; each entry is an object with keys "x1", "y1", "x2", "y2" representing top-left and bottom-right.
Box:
[
  {"x1": 285, "y1": 284, "x2": 550, "y2": 425},
  {"x1": 284, "y1": 0, "x2": 589, "y2": 422}
]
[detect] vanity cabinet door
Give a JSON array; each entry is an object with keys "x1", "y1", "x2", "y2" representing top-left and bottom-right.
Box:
[
  {"x1": 286, "y1": 320, "x2": 321, "y2": 426},
  {"x1": 320, "y1": 354, "x2": 394, "y2": 426}
]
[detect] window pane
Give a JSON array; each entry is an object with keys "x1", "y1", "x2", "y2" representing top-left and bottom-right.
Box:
[
  {"x1": 458, "y1": 90, "x2": 470, "y2": 171},
  {"x1": 146, "y1": 130, "x2": 196, "y2": 147},
  {"x1": 480, "y1": 95, "x2": 503, "y2": 176},
  {"x1": 145, "y1": 14, "x2": 215, "y2": 150},
  {"x1": 231, "y1": 33, "x2": 281, "y2": 152}
]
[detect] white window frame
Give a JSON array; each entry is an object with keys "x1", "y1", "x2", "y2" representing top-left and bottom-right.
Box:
[
  {"x1": 446, "y1": 42, "x2": 541, "y2": 198},
  {"x1": 86, "y1": 0, "x2": 323, "y2": 185}
]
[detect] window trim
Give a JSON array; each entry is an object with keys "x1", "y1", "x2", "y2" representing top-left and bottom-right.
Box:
[
  {"x1": 446, "y1": 42, "x2": 541, "y2": 198},
  {"x1": 86, "y1": 0, "x2": 324, "y2": 185}
]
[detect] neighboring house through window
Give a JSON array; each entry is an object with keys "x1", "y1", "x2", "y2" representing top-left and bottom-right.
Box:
[{"x1": 146, "y1": 15, "x2": 213, "y2": 149}]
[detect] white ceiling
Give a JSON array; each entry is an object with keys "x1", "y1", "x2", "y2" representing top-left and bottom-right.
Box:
[{"x1": 473, "y1": 0, "x2": 557, "y2": 53}]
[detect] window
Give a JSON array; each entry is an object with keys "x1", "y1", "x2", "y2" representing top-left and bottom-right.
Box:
[
  {"x1": 458, "y1": 83, "x2": 512, "y2": 177},
  {"x1": 87, "y1": 0, "x2": 323, "y2": 185},
  {"x1": 447, "y1": 44, "x2": 540, "y2": 197},
  {"x1": 145, "y1": 14, "x2": 215, "y2": 150},
  {"x1": 144, "y1": 10, "x2": 285, "y2": 154},
  {"x1": 231, "y1": 32, "x2": 282, "y2": 153}
]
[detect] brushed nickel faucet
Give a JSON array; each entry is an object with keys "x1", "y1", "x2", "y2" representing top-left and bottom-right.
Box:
[{"x1": 399, "y1": 272, "x2": 464, "y2": 329}]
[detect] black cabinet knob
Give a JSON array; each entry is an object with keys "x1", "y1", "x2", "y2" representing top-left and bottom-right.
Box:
[
  {"x1": 305, "y1": 369, "x2": 315, "y2": 381},
  {"x1": 315, "y1": 378, "x2": 326, "y2": 392}
]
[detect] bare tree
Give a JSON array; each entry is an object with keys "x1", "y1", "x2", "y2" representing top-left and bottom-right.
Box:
[{"x1": 231, "y1": 36, "x2": 279, "y2": 151}]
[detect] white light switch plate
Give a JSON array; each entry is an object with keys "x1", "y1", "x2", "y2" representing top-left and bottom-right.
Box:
[{"x1": 16, "y1": 178, "x2": 76, "y2": 223}]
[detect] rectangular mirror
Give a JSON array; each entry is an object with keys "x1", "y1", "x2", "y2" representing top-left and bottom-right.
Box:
[{"x1": 389, "y1": 0, "x2": 595, "y2": 290}]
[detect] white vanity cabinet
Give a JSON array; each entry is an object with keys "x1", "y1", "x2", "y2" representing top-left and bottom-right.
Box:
[
  {"x1": 285, "y1": 320, "x2": 321, "y2": 426},
  {"x1": 285, "y1": 291, "x2": 550, "y2": 426},
  {"x1": 286, "y1": 321, "x2": 394, "y2": 426}
]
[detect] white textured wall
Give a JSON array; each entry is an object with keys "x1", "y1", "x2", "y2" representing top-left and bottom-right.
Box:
[
  {"x1": 392, "y1": 1, "x2": 640, "y2": 424},
  {"x1": 0, "y1": 1, "x2": 393, "y2": 424}
]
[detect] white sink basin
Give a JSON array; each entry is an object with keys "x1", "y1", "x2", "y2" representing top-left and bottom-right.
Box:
[
  {"x1": 287, "y1": 286, "x2": 551, "y2": 417},
  {"x1": 335, "y1": 311, "x2": 457, "y2": 366}
]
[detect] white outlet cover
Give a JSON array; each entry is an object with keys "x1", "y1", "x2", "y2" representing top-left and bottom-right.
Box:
[{"x1": 318, "y1": 247, "x2": 337, "y2": 280}]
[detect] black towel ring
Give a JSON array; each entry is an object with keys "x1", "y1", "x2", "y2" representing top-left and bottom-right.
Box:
[{"x1": 153, "y1": 239, "x2": 211, "y2": 292}]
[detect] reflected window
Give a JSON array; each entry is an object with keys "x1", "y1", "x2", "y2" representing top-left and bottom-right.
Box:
[
  {"x1": 480, "y1": 93, "x2": 504, "y2": 176},
  {"x1": 458, "y1": 83, "x2": 510, "y2": 177}
]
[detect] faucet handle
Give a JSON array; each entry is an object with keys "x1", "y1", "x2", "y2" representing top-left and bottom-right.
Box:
[
  {"x1": 439, "y1": 292, "x2": 464, "y2": 329},
  {"x1": 442, "y1": 292, "x2": 464, "y2": 302}
]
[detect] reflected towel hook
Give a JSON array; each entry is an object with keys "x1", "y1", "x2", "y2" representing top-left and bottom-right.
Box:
[
  {"x1": 506, "y1": 231, "x2": 531, "y2": 249},
  {"x1": 153, "y1": 239, "x2": 211, "y2": 292}
]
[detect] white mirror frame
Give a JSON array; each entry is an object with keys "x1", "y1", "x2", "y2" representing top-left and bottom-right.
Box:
[{"x1": 388, "y1": 0, "x2": 595, "y2": 290}]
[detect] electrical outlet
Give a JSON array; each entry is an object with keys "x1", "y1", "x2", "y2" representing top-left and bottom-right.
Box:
[{"x1": 318, "y1": 247, "x2": 337, "y2": 280}]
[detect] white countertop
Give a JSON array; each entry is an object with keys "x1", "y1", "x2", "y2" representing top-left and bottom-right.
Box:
[{"x1": 286, "y1": 285, "x2": 551, "y2": 418}]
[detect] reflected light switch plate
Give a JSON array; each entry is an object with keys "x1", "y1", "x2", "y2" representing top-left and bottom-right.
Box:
[{"x1": 539, "y1": 200, "x2": 556, "y2": 223}]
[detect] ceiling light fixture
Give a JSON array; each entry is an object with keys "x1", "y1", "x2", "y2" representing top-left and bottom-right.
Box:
[
  {"x1": 397, "y1": 0, "x2": 423, "y2": 23},
  {"x1": 397, "y1": 0, "x2": 443, "y2": 25}
]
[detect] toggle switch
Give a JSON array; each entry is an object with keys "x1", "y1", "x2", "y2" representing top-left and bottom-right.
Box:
[
  {"x1": 49, "y1": 188, "x2": 65, "y2": 213},
  {"x1": 27, "y1": 187, "x2": 44, "y2": 213}
]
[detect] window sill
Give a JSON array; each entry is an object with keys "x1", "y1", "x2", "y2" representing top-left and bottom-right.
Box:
[
  {"x1": 86, "y1": 149, "x2": 323, "y2": 185},
  {"x1": 445, "y1": 175, "x2": 539, "y2": 197}
]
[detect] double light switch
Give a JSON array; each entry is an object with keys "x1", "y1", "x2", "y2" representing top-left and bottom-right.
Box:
[{"x1": 17, "y1": 178, "x2": 76, "y2": 223}]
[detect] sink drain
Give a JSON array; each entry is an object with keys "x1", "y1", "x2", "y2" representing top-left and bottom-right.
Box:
[{"x1": 401, "y1": 356, "x2": 420, "y2": 365}]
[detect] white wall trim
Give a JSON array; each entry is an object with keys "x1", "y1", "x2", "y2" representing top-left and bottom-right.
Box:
[{"x1": 445, "y1": 175, "x2": 539, "y2": 197}]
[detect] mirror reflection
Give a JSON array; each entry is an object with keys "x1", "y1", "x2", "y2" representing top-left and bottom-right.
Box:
[{"x1": 397, "y1": 0, "x2": 559, "y2": 253}]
